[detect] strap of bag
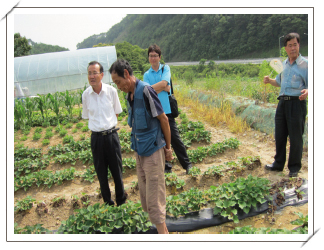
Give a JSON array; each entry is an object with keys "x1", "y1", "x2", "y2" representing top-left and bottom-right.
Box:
[{"x1": 162, "y1": 64, "x2": 173, "y2": 95}]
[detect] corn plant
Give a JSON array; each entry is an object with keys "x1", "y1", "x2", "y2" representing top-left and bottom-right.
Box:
[
  {"x1": 47, "y1": 92, "x2": 61, "y2": 125},
  {"x1": 61, "y1": 90, "x2": 75, "y2": 120},
  {"x1": 35, "y1": 94, "x2": 51, "y2": 124},
  {"x1": 14, "y1": 99, "x2": 28, "y2": 130}
]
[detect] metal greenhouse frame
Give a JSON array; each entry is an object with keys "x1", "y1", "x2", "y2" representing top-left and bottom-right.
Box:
[{"x1": 14, "y1": 46, "x2": 117, "y2": 98}]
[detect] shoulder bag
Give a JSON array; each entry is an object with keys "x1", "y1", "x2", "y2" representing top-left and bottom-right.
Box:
[{"x1": 162, "y1": 64, "x2": 179, "y2": 118}]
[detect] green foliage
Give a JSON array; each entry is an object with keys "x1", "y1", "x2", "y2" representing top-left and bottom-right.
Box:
[
  {"x1": 14, "y1": 33, "x2": 32, "y2": 57},
  {"x1": 203, "y1": 165, "x2": 225, "y2": 178},
  {"x1": 32, "y1": 133, "x2": 42, "y2": 141},
  {"x1": 228, "y1": 223, "x2": 308, "y2": 234},
  {"x1": 57, "y1": 201, "x2": 152, "y2": 234},
  {"x1": 76, "y1": 122, "x2": 84, "y2": 129},
  {"x1": 188, "y1": 166, "x2": 201, "y2": 179},
  {"x1": 14, "y1": 223, "x2": 51, "y2": 234},
  {"x1": 81, "y1": 165, "x2": 97, "y2": 183},
  {"x1": 14, "y1": 157, "x2": 49, "y2": 177},
  {"x1": 42, "y1": 139, "x2": 50, "y2": 146},
  {"x1": 77, "y1": 14, "x2": 308, "y2": 61},
  {"x1": 187, "y1": 138, "x2": 240, "y2": 163},
  {"x1": 14, "y1": 167, "x2": 76, "y2": 191},
  {"x1": 62, "y1": 135, "x2": 74, "y2": 144},
  {"x1": 29, "y1": 39, "x2": 69, "y2": 55},
  {"x1": 14, "y1": 196, "x2": 36, "y2": 213},
  {"x1": 94, "y1": 41, "x2": 149, "y2": 74},
  {"x1": 211, "y1": 175, "x2": 271, "y2": 223},
  {"x1": 165, "y1": 173, "x2": 186, "y2": 191},
  {"x1": 59, "y1": 129, "x2": 68, "y2": 137}
]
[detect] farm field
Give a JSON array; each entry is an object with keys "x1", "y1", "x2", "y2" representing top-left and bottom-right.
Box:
[{"x1": 13, "y1": 98, "x2": 308, "y2": 234}]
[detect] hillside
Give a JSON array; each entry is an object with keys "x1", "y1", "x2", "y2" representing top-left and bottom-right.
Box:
[{"x1": 76, "y1": 14, "x2": 308, "y2": 62}]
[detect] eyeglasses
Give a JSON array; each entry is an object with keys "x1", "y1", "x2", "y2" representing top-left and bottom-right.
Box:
[
  {"x1": 149, "y1": 54, "x2": 159, "y2": 58},
  {"x1": 88, "y1": 72, "x2": 101, "y2": 76}
]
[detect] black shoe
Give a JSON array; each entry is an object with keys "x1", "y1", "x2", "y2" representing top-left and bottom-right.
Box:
[
  {"x1": 186, "y1": 165, "x2": 192, "y2": 175},
  {"x1": 289, "y1": 172, "x2": 298, "y2": 177},
  {"x1": 116, "y1": 192, "x2": 128, "y2": 206},
  {"x1": 164, "y1": 169, "x2": 172, "y2": 174},
  {"x1": 265, "y1": 164, "x2": 283, "y2": 172}
]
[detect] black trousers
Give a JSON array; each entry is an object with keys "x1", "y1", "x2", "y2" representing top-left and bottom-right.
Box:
[
  {"x1": 165, "y1": 114, "x2": 192, "y2": 170},
  {"x1": 273, "y1": 99, "x2": 307, "y2": 173},
  {"x1": 91, "y1": 131, "x2": 126, "y2": 206}
]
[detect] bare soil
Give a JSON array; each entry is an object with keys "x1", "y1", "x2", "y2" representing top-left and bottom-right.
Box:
[{"x1": 14, "y1": 105, "x2": 308, "y2": 234}]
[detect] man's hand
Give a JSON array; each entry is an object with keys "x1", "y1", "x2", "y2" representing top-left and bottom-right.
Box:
[
  {"x1": 299, "y1": 89, "x2": 308, "y2": 101},
  {"x1": 164, "y1": 147, "x2": 174, "y2": 162},
  {"x1": 263, "y1": 76, "x2": 271, "y2": 84},
  {"x1": 263, "y1": 76, "x2": 280, "y2": 87},
  {"x1": 164, "y1": 85, "x2": 171, "y2": 93}
]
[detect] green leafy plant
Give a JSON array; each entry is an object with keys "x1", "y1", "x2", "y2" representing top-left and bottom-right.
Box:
[
  {"x1": 65, "y1": 122, "x2": 73, "y2": 129},
  {"x1": 14, "y1": 223, "x2": 51, "y2": 234},
  {"x1": 81, "y1": 165, "x2": 97, "y2": 183},
  {"x1": 42, "y1": 139, "x2": 50, "y2": 146},
  {"x1": 62, "y1": 135, "x2": 74, "y2": 144},
  {"x1": 188, "y1": 166, "x2": 201, "y2": 179},
  {"x1": 59, "y1": 129, "x2": 68, "y2": 137},
  {"x1": 32, "y1": 132, "x2": 42, "y2": 141},
  {"x1": 76, "y1": 122, "x2": 84, "y2": 129},
  {"x1": 203, "y1": 165, "x2": 225, "y2": 179},
  {"x1": 52, "y1": 196, "x2": 66, "y2": 207},
  {"x1": 44, "y1": 130, "x2": 54, "y2": 139},
  {"x1": 14, "y1": 196, "x2": 36, "y2": 213},
  {"x1": 165, "y1": 172, "x2": 186, "y2": 194},
  {"x1": 47, "y1": 92, "x2": 61, "y2": 125},
  {"x1": 212, "y1": 175, "x2": 271, "y2": 223},
  {"x1": 57, "y1": 201, "x2": 152, "y2": 234}
]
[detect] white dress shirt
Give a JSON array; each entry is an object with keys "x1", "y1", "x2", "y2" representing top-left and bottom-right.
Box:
[{"x1": 82, "y1": 82, "x2": 122, "y2": 132}]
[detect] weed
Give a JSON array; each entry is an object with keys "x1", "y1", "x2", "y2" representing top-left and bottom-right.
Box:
[
  {"x1": 42, "y1": 139, "x2": 50, "y2": 146},
  {"x1": 15, "y1": 196, "x2": 36, "y2": 213},
  {"x1": 32, "y1": 133, "x2": 42, "y2": 141}
]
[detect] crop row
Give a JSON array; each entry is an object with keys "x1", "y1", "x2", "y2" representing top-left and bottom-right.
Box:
[{"x1": 15, "y1": 174, "x2": 306, "y2": 234}]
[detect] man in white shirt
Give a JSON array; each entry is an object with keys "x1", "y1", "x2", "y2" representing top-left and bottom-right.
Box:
[{"x1": 82, "y1": 61, "x2": 127, "y2": 206}]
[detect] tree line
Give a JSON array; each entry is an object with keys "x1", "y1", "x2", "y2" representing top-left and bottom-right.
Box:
[
  {"x1": 14, "y1": 33, "x2": 69, "y2": 57},
  {"x1": 76, "y1": 14, "x2": 308, "y2": 62}
]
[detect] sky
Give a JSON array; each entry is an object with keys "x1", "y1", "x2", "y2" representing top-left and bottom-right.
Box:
[{"x1": 14, "y1": 14, "x2": 127, "y2": 51}]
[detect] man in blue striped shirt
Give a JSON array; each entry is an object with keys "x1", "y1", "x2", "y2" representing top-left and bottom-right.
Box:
[{"x1": 263, "y1": 33, "x2": 308, "y2": 177}]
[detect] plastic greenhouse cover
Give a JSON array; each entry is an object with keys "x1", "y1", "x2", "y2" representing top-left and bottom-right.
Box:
[{"x1": 14, "y1": 46, "x2": 117, "y2": 97}]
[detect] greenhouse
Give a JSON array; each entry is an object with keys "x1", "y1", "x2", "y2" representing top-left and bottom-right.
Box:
[{"x1": 14, "y1": 46, "x2": 117, "y2": 98}]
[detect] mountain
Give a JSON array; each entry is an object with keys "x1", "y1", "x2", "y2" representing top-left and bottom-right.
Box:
[
  {"x1": 76, "y1": 14, "x2": 308, "y2": 62},
  {"x1": 28, "y1": 39, "x2": 69, "y2": 55}
]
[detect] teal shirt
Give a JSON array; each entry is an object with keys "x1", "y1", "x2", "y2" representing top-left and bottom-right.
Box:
[
  {"x1": 143, "y1": 63, "x2": 171, "y2": 114},
  {"x1": 275, "y1": 54, "x2": 308, "y2": 97}
]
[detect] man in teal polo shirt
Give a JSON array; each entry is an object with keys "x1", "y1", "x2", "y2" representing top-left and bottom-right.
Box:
[
  {"x1": 144, "y1": 44, "x2": 192, "y2": 174},
  {"x1": 263, "y1": 33, "x2": 308, "y2": 177}
]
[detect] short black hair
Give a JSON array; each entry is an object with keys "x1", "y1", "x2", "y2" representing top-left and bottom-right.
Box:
[
  {"x1": 88, "y1": 61, "x2": 104, "y2": 73},
  {"x1": 284, "y1": 33, "x2": 300, "y2": 46},
  {"x1": 109, "y1": 59, "x2": 133, "y2": 78},
  {"x1": 148, "y1": 44, "x2": 161, "y2": 57}
]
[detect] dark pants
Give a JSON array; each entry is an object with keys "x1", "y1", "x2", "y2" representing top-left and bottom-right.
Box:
[
  {"x1": 273, "y1": 99, "x2": 307, "y2": 173},
  {"x1": 165, "y1": 114, "x2": 192, "y2": 170},
  {"x1": 91, "y1": 131, "x2": 126, "y2": 206}
]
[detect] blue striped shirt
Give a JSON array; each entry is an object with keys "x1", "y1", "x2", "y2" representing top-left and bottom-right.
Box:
[{"x1": 275, "y1": 54, "x2": 308, "y2": 97}]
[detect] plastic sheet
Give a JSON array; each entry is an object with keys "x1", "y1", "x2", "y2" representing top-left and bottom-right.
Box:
[
  {"x1": 144, "y1": 179, "x2": 308, "y2": 234},
  {"x1": 184, "y1": 89, "x2": 308, "y2": 147},
  {"x1": 14, "y1": 46, "x2": 117, "y2": 97}
]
